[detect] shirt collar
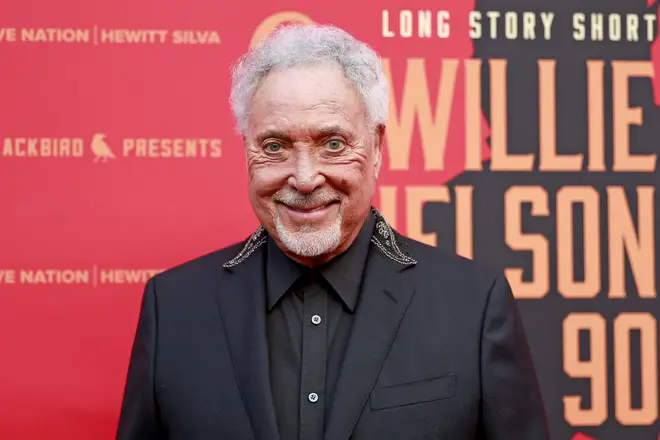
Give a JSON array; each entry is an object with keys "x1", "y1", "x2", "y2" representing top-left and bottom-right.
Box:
[{"x1": 266, "y1": 211, "x2": 375, "y2": 312}]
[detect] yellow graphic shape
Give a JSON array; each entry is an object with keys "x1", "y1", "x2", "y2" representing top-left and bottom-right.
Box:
[
  {"x1": 91, "y1": 133, "x2": 116, "y2": 163},
  {"x1": 250, "y1": 11, "x2": 314, "y2": 48}
]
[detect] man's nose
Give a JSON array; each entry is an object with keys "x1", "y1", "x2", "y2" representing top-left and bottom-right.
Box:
[{"x1": 288, "y1": 152, "x2": 325, "y2": 193}]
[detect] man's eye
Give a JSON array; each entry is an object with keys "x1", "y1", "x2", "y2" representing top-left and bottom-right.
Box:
[
  {"x1": 326, "y1": 139, "x2": 344, "y2": 151},
  {"x1": 264, "y1": 142, "x2": 282, "y2": 153}
]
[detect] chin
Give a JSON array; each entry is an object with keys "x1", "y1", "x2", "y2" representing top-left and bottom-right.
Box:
[{"x1": 274, "y1": 214, "x2": 343, "y2": 257}]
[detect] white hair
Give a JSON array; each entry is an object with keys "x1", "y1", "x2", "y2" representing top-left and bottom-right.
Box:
[{"x1": 229, "y1": 24, "x2": 389, "y2": 135}]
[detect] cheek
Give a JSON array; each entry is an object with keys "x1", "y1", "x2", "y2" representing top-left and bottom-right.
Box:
[
  {"x1": 248, "y1": 165, "x2": 288, "y2": 196},
  {"x1": 330, "y1": 163, "x2": 373, "y2": 195}
]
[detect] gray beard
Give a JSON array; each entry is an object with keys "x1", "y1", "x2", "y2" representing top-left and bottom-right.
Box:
[{"x1": 273, "y1": 211, "x2": 342, "y2": 257}]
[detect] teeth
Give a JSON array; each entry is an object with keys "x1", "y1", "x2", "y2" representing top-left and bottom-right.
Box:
[{"x1": 292, "y1": 206, "x2": 323, "y2": 212}]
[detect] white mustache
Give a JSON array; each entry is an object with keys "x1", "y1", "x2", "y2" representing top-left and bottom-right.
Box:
[{"x1": 273, "y1": 190, "x2": 341, "y2": 209}]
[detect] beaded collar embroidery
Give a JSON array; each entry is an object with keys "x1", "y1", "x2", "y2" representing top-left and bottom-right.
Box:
[{"x1": 222, "y1": 207, "x2": 417, "y2": 268}]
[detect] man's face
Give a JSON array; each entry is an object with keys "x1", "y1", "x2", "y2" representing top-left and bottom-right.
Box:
[{"x1": 244, "y1": 63, "x2": 383, "y2": 265}]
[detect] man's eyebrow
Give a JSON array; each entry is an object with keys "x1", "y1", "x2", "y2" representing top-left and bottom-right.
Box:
[
  {"x1": 255, "y1": 130, "x2": 291, "y2": 144},
  {"x1": 255, "y1": 126, "x2": 354, "y2": 144},
  {"x1": 313, "y1": 126, "x2": 354, "y2": 139}
]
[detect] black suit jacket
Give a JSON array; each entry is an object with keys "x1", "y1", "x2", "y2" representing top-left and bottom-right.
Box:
[{"x1": 116, "y1": 213, "x2": 549, "y2": 440}]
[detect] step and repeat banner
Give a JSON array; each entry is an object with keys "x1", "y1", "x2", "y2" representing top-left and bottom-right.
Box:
[{"x1": 0, "y1": 0, "x2": 658, "y2": 439}]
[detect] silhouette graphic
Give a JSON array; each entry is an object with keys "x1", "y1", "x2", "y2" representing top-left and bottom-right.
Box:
[
  {"x1": 90, "y1": 133, "x2": 116, "y2": 163},
  {"x1": 424, "y1": 1, "x2": 660, "y2": 439}
]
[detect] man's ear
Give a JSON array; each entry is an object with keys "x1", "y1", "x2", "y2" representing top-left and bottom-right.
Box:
[
  {"x1": 243, "y1": 135, "x2": 249, "y2": 170},
  {"x1": 373, "y1": 124, "x2": 386, "y2": 178}
]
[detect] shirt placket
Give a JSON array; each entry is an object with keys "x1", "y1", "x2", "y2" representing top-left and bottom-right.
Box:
[{"x1": 299, "y1": 281, "x2": 328, "y2": 440}]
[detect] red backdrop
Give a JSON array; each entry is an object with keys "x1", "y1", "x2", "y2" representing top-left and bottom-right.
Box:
[{"x1": 1, "y1": 0, "x2": 659, "y2": 439}]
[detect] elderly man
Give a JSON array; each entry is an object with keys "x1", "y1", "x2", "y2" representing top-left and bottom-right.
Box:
[{"x1": 116, "y1": 24, "x2": 549, "y2": 440}]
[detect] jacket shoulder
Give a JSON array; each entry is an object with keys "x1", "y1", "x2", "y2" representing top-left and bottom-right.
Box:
[
  {"x1": 150, "y1": 240, "x2": 247, "y2": 286},
  {"x1": 398, "y1": 234, "x2": 502, "y2": 294}
]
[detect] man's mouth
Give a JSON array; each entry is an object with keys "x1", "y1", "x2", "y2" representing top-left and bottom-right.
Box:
[
  {"x1": 285, "y1": 202, "x2": 335, "y2": 212},
  {"x1": 277, "y1": 200, "x2": 339, "y2": 219}
]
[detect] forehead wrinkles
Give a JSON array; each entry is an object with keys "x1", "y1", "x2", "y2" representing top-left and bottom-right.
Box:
[
  {"x1": 249, "y1": 75, "x2": 365, "y2": 121},
  {"x1": 247, "y1": 76, "x2": 368, "y2": 142},
  {"x1": 259, "y1": 97, "x2": 355, "y2": 118},
  {"x1": 251, "y1": 111, "x2": 361, "y2": 142}
]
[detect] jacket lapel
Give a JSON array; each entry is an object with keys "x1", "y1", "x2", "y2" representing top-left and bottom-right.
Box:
[
  {"x1": 216, "y1": 208, "x2": 415, "y2": 440},
  {"x1": 324, "y1": 249, "x2": 417, "y2": 440},
  {"x1": 216, "y1": 236, "x2": 280, "y2": 440}
]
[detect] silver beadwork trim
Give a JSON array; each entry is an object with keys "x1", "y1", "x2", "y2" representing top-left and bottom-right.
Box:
[
  {"x1": 222, "y1": 208, "x2": 417, "y2": 268},
  {"x1": 370, "y1": 208, "x2": 417, "y2": 266},
  {"x1": 222, "y1": 225, "x2": 267, "y2": 268}
]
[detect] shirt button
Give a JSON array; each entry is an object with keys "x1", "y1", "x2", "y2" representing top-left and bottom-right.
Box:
[
  {"x1": 311, "y1": 314, "x2": 322, "y2": 325},
  {"x1": 308, "y1": 392, "x2": 319, "y2": 403}
]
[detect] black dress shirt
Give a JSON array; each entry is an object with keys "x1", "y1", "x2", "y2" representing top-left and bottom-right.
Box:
[{"x1": 265, "y1": 213, "x2": 375, "y2": 440}]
